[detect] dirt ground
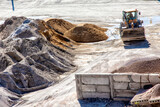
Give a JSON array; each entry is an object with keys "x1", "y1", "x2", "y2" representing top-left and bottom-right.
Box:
[{"x1": 0, "y1": 0, "x2": 160, "y2": 107}]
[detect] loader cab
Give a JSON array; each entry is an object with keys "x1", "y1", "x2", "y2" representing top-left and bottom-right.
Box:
[
  {"x1": 120, "y1": 9, "x2": 145, "y2": 42},
  {"x1": 122, "y1": 10, "x2": 138, "y2": 22}
]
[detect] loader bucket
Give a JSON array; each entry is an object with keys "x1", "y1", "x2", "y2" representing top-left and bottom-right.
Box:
[{"x1": 121, "y1": 27, "x2": 145, "y2": 42}]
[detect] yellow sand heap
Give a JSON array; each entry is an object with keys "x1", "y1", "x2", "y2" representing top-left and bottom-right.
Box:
[
  {"x1": 77, "y1": 23, "x2": 108, "y2": 32},
  {"x1": 37, "y1": 20, "x2": 77, "y2": 50},
  {"x1": 64, "y1": 26, "x2": 108, "y2": 43},
  {"x1": 45, "y1": 18, "x2": 76, "y2": 35},
  {"x1": 38, "y1": 18, "x2": 108, "y2": 44}
]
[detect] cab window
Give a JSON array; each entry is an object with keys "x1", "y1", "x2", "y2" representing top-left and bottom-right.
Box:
[{"x1": 125, "y1": 12, "x2": 136, "y2": 20}]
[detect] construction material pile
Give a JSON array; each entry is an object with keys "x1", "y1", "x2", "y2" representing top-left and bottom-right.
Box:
[
  {"x1": 38, "y1": 19, "x2": 77, "y2": 50},
  {"x1": 0, "y1": 16, "x2": 77, "y2": 98},
  {"x1": 0, "y1": 16, "x2": 108, "y2": 106},
  {"x1": 45, "y1": 19, "x2": 108, "y2": 43},
  {"x1": 77, "y1": 23, "x2": 108, "y2": 32},
  {"x1": 64, "y1": 26, "x2": 108, "y2": 43},
  {"x1": 131, "y1": 84, "x2": 160, "y2": 106},
  {"x1": 45, "y1": 18, "x2": 76, "y2": 35},
  {"x1": 113, "y1": 58, "x2": 160, "y2": 73},
  {"x1": 0, "y1": 16, "x2": 27, "y2": 40}
]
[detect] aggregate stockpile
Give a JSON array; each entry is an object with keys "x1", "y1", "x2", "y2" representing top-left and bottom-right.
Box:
[
  {"x1": 112, "y1": 58, "x2": 160, "y2": 106},
  {"x1": 0, "y1": 16, "x2": 77, "y2": 106},
  {"x1": 0, "y1": 16, "x2": 108, "y2": 106},
  {"x1": 64, "y1": 24, "x2": 108, "y2": 43},
  {"x1": 43, "y1": 19, "x2": 108, "y2": 43},
  {"x1": 113, "y1": 58, "x2": 160, "y2": 73},
  {"x1": 131, "y1": 84, "x2": 160, "y2": 106},
  {"x1": 45, "y1": 18, "x2": 76, "y2": 35}
]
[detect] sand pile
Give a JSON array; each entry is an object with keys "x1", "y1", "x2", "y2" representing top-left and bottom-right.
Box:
[
  {"x1": 64, "y1": 26, "x2": 108, "y2": 43},
  {"x1": 0, "y1": 16, "x2": 76, "y2": 98},
  {"x1": 44, "y1": 19, "x2": 108, "y2": 43},
  {"x1": 77, "y1": 23, "x2": 108, "y2": 32},
  {"x1": 0, "y1": 16, "x2": 27, "y2": 40},
  {"x1": 113, "y1": 58, "x2": 160, "y2": 73},
  {"x1": 0, "y1": 86, "x2": 20, "y2": 107},
  {"x1": 45, "y1": 18, "x2": 76, "y2": 35},
  {"x1": 38, "y1": 20, "x2": 77, "y2": 50},
  {"x1": 0, "y1": 16, "x2": 108, "y2": 106}
]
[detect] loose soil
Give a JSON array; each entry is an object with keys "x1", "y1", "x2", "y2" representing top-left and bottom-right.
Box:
[
  {"x1": 45, "y1": 18, "x2": 76, "y2": 35},
  {"x1": 64, "y1": 26, "x2": 108, "y2": 43},
  {"x1": 0, "y1": 16, "x2": 76, "y2": 98},
  {"x1": 113, "y1": 58, "x2": 160, "y2": 73},
  {"x1": 0, "y1": 16, "x2": 27, "y2": 40},
  {"x1": 38, "y1": 20, "x2": 77, "y2": 50},
  {"x1": 77, "y1": 23, "x2": 108, "y2": 32}
]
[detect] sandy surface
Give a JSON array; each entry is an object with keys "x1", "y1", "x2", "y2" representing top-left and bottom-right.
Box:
[
  {"x1": 0, "y1": 0, "x2": 160, "y2": 26},
  {"x1": 13, "y1": 24, "x2": 160, "y2": 107},
  {"x1": 0, "y1": 0, "x2": 160, "y2": 107}
]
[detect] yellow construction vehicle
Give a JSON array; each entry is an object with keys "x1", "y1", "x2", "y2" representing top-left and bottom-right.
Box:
[{"x1": 120, "y1": 9, "x2": 145, "y2": 42}]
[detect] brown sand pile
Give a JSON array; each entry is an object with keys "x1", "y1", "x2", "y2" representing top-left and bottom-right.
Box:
[
  {"x1": 77, "y1": 23, "x2": 108, "y2": 32},
  {"x1": 37, "y1": 20, "x2": 77, "y2": 50},
  {"x1": 113, "y1": 58, "x2": 160, "y2": 73},
  {"x1": 0, "y1": 16, "x2": 26, "y2": 40},
  {"x1": 64, "y1": 26, "x2": 108, "y2": 43},
  {"x1": 45, "y1": 19, "x2": 76, "y2": 35},
  {"x1": 44, "y1": 19, "x2": 108, "y2": 43}
]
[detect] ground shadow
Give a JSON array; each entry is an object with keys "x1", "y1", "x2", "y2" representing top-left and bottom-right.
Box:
[
  {"x1": 78, "y1": 98, "x2": 128, "y2": 107},
  {"x1": 124, "y1": 40, "x2": 150, "y2": 49}
]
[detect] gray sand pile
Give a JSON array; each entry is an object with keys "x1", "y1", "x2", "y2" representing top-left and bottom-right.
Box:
[
  {"x1": 113, "y1": 58, "x2": 160, "y2": 73},
  {"x1": 0, "y1": 16, "x2": 27, "y2": 40},
  {"x1": 0, "y1": 86, "x2": 20, "y2": 107},
  {"x1": 64, "y1": 26, "x2": 108, "y2": 43},
  {"x1": 0, "y1": 16, "x2": 76, "y2": 99},
  {"x1": 45, "y1": 18, "x2": 76, "y2": 35}
]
